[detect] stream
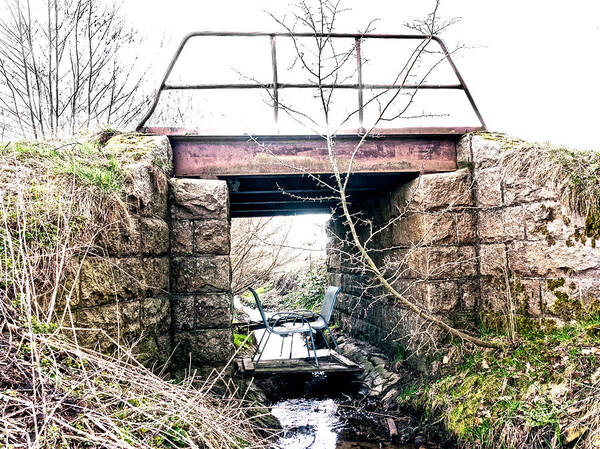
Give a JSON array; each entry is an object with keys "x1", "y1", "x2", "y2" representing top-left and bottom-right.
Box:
[
  {"x1": 256, "y1": 371, "x2": 422, "y2": 448},
  {"x1": 236, "y1": 297, "x2": 433, "y2": 448},
  {"x1": 271, "y1": 395, "x2": 406, "y2": 449}
]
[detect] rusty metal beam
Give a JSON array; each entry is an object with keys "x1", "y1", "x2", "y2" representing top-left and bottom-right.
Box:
[
  {"x1": 169, "y1": 134, "x2": 457, "y2": 178},
  {"x1": 146, "y1": 126, "x2": 480, "y2": 137}
]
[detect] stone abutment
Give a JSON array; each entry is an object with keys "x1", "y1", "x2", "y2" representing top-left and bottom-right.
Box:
[
  {"x1": 326, "y1": 134, "x2": 600, "y2": 366},
  {"x1": 71, "y1": 133, "x2": 600, "y2": 371}
]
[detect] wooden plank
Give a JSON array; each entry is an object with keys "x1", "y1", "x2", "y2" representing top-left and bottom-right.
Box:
[
  {"x1": 235, "y1": 350, "x2": 362, "y2": 375},
  {"x1": 331, "y1": 352, "x2": 359, "y2": 368},
  {"x1": 243, "y1": 357, "x2": 255, "y2": 372},
  {"x1": 170, "y1": 135, "x2": 457, "y2": 177},
  {"x1": 253, "y1": 362, "x2": 359, "y2": 374}
]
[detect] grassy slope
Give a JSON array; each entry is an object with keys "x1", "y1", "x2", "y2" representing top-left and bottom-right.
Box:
[
  {"x1": 0, "y1": 134, "x2": 266, "y2": 448},
  {"x1": 399, "y1": 316, "x2": 600, "y2": 448}
]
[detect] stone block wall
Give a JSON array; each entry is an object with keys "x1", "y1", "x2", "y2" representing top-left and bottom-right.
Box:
[
  {"x1": 328, "y1": 168, "x2": 479, "y2": 356},
  {"x1": 71, "y1": 135, "x2": 173, "y2": 366},
  {"x1": 169, "y1": 178, "x2": 234, "y2": 369},
  {"x1": 70, "y1": 135, "x2": 235, "y2": 371},
  {"x1": 328, "y1": 133, "x2": 600, "y2": 360},
  {"x1": 460, "y1": 134, "x2": 600, "y2": 321}
]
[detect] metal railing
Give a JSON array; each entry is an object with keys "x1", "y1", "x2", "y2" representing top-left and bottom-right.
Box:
[{"x1": 136, "y1": 32, "x2": 486, "y2": 133}]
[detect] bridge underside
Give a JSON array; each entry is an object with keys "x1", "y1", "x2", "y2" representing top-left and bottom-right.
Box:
[
  {"x1": 225, "y1": 172, "x2": 418, "y2": 217},
  {"x1": 149, "y1": 128, "x2": 466, "y2": 217}
]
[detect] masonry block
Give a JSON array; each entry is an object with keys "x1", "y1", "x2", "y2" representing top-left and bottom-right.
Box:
[
  {"x1": 327, "y1": 272, "x2": 342, "y2": 288},
  {"x1": 392, "y1": 279, "x2": 460, "y2": 313},
  {"x1": 508, "y1": 240, "x2": 600, "y2": 278},
  {"x1": 171, "y1": 256, "x2": 231, "y2": 293},
  {"x1": 75, "y1": 300, "x2": 141, "y2": 342},
  {"x1": 460, "y1": 279, "x2": 479, "y2": 311},
  {"x1": 392, "y1": 168, "x2": 473, "y2": 213},
  {"x1": 172, "y1": 295, "x2": 196, "y2": 332},
  {"x1": 170, "y1": 178, "x2": 229, "y2": 220},
  {"x1": 79, "y1": 257, "x2": 169, "y2": 307},
  {"x1": 388, "y1": 246, "x2": 477, "y2": 279},
  {"x1": 392, "y1": 210, "x2": 476, "y2": 246},
  {"x1": 171, "y1": 220, "x2": 194, "y2": 255},
  {"x1": 96, "y1": 219, "x2": 141, "y2": 256},
  {"x1": 479, "y1": 243, "x2": 507, "y2": 276},
  {"x1": 194, "y1": 219, "x2": 230, "y2": 255},
  {"x1": 470, "y1": 135, "x2": 503, "y2": 169},
  {"x1": 456, "y1": 134, "x2": 472, "y2": 165},
  {"x1": 141, "y1": 296, "x2": 171, "y2": 335},
  {"x1": 479, "y1": 277, "x2": 506, "y2": 314},
  {"x1": 173, "y1": 328, "x2": 234, "y2": 366},
  {"x1": 503, "y1": 177, "x2": 556, "y2": 207},
  {"x1": 478, "y1": 207, "x2": 525, "y2": 243},
  {"x1": 474, "y1": 167, "x2": 503, "y2": 207},
  {"x1": 139, "y1": 217, "x2": 170, "y2": 255},
  {"x1": 522, "y1": 201, "x2": 571, "y2": 243},
  {"x1": 335, "y1": 292, "x2": 361, "y2": 315},
  {"x1": 126, "y1": 163, "x2": 169, "y2": 218}
]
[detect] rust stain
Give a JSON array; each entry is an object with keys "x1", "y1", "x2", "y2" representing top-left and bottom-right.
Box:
[{"x1": 172, "y1": 136, "x2": 457, "y2": 177}]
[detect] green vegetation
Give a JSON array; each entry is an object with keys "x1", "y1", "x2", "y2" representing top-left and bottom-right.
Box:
[
  {"x1": 400, "y1": 313, "x2": 600, "y2": 448},
  {"x1": 1, "y1": 133, "x2": 264, "y2": 448},
  {"x1": 2, "y1": 139, "x2": 125, "y2": 192},
  {"x1": 283, "y1": 265, "x2": 328, "y2": 311},
  {"x1": 241, "y1": 284, "x2": 270, "y2": 301},
  {"x1": 233, "y1": 329, "x2": 256, "y2": 349}
]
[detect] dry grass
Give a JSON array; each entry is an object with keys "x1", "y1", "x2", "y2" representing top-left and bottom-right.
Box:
[
  {"x1": 0, "y1": 137, "x2": 270, "y2": 448},
  {"x1": 494, "y1": 134, "x2": 600, "y2": 218}
]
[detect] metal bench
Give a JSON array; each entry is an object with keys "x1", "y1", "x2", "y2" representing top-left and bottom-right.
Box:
[{"x1": 247, "y1": 286, "x2": 341, "y2": 368}]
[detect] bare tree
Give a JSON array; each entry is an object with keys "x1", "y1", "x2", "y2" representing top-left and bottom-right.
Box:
[
  {"x1": 0, "y1": 0, "x2": 148, "y2": 139},
  {"x1": 260, "y1": 0, "x2": 500, "y2": 350},
  {"x1": 230, "y1": 216, "x2": 321, "y2": 295}
]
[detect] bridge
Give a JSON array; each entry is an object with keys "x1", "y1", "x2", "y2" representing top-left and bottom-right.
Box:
[{"x1": 138, "y1": 32, "x2": 486, "y2": 217}]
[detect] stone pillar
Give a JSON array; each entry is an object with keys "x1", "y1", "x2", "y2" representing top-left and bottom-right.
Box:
[{"x1": 169, "y1": 178, "x2": 233, "y2": 370}]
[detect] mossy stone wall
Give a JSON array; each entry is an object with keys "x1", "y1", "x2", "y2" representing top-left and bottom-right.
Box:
[
  {"x1": 327, "y1": 134, "x2": 600, "y2": 363},
  {"x1": 72, "y1": 135, "x2": 234, "y2": 371}
]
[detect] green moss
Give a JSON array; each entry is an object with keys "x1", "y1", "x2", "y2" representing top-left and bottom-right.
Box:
[
  {"x1": 550, "y1": 291, "x2": 583, "y2": 320},
  {"x1": 573, "y1": 227, "x2": 587, "y2": 245},
  {"x1": 475, "y1": 132, "x2": 527, "y2": 151},
  {"x1": 532, "y1": 224, "x2": 556, "y2": 246},
  {"x1": 546, "y1": 278, "x2": 565, "y2": 291},
  {"x1": 458, "y1": 161, "x2": 474, "y2": 171},
  {"x1": 585, "y1": 323, "x2": 600, "y2": 338},
  {"x1": 233, "y1": 331, "x2": 255, "y2": 349},
  {"x1": 585, "y1": 208, "x2": 600, "y2": 239},
  {"x1": 587, "y1": 299, "x2": 600, "y2": 318}
]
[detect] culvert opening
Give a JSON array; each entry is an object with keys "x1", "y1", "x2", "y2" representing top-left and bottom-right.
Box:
[{"x1": 228, "y1": 212, "x2": 448, "y2": 448}]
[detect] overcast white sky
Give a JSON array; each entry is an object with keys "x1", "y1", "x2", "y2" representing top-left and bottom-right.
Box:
[{"x1": 124, "y1": 0, "x2": 600, "y2": 149}]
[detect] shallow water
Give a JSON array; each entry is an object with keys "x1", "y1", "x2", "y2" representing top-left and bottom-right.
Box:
[{"x1": 271, "y1": 396, "x2": 412, "y2": 449}]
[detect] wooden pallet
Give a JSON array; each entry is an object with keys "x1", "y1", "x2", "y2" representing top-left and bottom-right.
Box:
[{"x1": 235, "y1": 349, "x2": 361, "y2": 375}]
